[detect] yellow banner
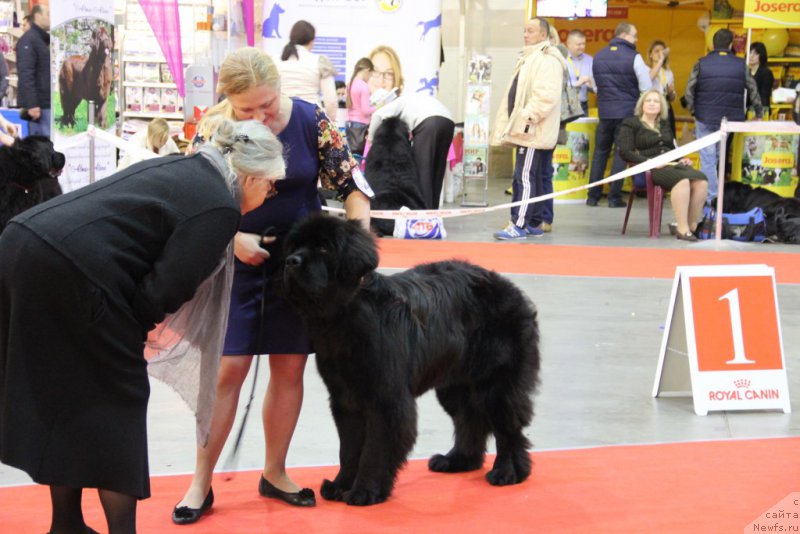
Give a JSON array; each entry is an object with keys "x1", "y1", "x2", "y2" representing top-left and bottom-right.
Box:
[{"x1": 744, "y1": 0, "x2": 800, "y2": 29}]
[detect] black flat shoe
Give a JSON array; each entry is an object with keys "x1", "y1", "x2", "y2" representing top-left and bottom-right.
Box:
[
  {"x1": 172, "y1": 488, "x2": 214, "y2": 525},
  {"x1": 258, "y1": 475, "x2": 316, "y2": 507},
  {"x1": 676, "y1": 231, "x2": 698, "y2": 242}
]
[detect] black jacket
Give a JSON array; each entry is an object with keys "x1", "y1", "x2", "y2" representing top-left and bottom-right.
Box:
[{"x1": 16, "y1": 23, "x2": 50, "y2": 109}]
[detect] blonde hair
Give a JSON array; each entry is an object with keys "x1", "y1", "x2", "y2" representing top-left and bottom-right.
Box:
[
  {"x1": 368, "y1": 45, "x2": 404, "y2": 95},
  {"x1": 548, "y1": 25, "x2": 560, "y2": 46},
  {"x1": 634, "y1": 89, "x2": 669, "y2": 123},
  {"x1": 217, "y1": 47, "x2": 280, "y2": 97},
  {"x1": 195, "y1": 108, "x2": 228, "y2": 142},
  {"x1": 146, "y1": 118, "x2": 170, "y2": 150}
]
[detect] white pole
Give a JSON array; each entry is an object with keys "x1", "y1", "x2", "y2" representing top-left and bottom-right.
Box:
[
  {"x1": 714, "y1": 118, "x2": 728, "y2": 242},
  {"x1": 88, "y1": 100, "x2": 96, "y2": 184}
]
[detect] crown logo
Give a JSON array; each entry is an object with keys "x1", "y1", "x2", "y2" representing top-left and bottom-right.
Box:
[{"x1": 734, "y1": 379, "x2": 751, "y2": 388}]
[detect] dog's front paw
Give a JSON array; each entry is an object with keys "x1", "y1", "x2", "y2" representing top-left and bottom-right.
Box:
[
  {"x1": 320, "y1": 479, "x2": 345, "y2": 501},
  {"x1": 344, "y1": 486, "x2": 386, "y2": 506},
  {"x1": 428, "y1": 452, "x2": 484, "y2": 473},
  {"x1": 486, "y1": 465, "x2": 526, "y2": 486}
]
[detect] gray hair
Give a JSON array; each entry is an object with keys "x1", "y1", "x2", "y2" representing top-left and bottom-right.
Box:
[{"x1": 211, "y1": 119, "x2": 285, "y2": 180}]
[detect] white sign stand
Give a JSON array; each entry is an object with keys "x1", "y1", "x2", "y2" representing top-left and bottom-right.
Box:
[{"x1": 653, "y1": 264, "x2": 791, "y2": 415}]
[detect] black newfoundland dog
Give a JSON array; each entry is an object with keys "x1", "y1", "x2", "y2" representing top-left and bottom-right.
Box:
[
  {"x1": 364, "y1": 117, "x2": 427, "y2": 236},
  {"x1": 0, "y1": 136, "x2": 65, "y2": 232},
  {"x1": 720, "y1": 181, "x2": 800, "y2": 242},
  {"x1": 282, "y1": 214, "x2": 540, "y2": 505}
]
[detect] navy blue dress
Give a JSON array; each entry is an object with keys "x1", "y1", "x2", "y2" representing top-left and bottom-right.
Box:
[{"x1": 223, "y1": 99, "x2": 360, "y2": 355}]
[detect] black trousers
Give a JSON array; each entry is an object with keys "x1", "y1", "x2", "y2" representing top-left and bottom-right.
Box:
[{"x1": 411, "y1": 116, "x2": 455, "y2": 209}]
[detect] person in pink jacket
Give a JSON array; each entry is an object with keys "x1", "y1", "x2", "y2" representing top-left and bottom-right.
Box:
[{"x1": 345, "y1": 58, "x2": 376, "y2": 155}]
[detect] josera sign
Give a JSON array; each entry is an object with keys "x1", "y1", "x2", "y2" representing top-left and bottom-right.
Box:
[{"x1": 744, "y1": 0, "x2": 800, "y2": 28}]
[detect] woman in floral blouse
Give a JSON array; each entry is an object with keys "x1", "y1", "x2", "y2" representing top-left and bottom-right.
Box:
[{"x1": 173, "y1": 47, "x2": 371, "y2": 524}]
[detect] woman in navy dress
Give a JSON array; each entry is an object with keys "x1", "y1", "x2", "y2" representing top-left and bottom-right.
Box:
[{"x1": 174, "y1": 47, "x2": 371, "y2": 524}]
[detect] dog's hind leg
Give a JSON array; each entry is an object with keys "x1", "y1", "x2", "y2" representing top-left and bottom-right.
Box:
[
  {"x1": 484, "y1": 376, "x2": 533, "y2": 486},
  {"x1": 320, "y1": 400, "x2": 366, "y2": 502},
  {"x1": 344, "y1": 395, "x2": 417, "y2": 506},
  {"x1": 428, "y1": 384, "x2": 489, "y2": 473}
]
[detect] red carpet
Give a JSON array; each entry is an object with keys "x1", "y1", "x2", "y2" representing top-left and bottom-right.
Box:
[
  {"x1": 1, "y1": 438, "x2": 796, "y2": 533},
  {"x1": 377, "y1": 240, "x2": 800, "y2": 284}
]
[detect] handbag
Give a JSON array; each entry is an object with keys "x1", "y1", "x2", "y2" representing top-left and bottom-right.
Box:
[
  {"x1": 698, "y1": 206, "x2": 767, "y2": 242},
  {"x1": 346, "y1": 121, "x2": 369, "y2": 155},
  {"x1": 560, "y1": 76, "x2": 583, "y2": 125}
]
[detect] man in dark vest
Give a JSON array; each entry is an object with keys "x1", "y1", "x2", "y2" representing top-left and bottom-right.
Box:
[
  {"x1": 685, "y1": 28, "x2": 762, "y2": 203},
  {"x1": 586, "y1": 22, "x2": 652, "y2": 208}
]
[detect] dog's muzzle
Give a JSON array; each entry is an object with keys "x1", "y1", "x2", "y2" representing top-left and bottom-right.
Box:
[{"x1": 285, "y1": 254, "x2": 302, "y2": 268}]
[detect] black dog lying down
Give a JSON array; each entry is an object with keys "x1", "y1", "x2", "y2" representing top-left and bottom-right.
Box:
[
  {"x1": 720, "y1": 181, "x2": 800, "y2": 242},
  {"x1": 364, "y1": 117, "x2": 426, "y2": 236},
  {"x1": 282, "y1": 214, "x2": 540, "y2": 505},
  {"x1": 0, "y1": 136, "x2": 65, "y2": 232}
]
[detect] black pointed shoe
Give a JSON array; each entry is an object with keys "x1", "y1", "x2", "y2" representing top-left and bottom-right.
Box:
[
  {"x1": 258, "y1": 475, "x2": 316, "y2": 507},
  {"x1": 172, "y1": 488, "x2": 214, "y2": 525}
]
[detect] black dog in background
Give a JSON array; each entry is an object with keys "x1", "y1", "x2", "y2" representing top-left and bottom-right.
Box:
[
  {"x1": 282, "y1": 214, "x2": 540, "y2": 505},
  {"x1": 720, "y1": 181, "x2": 800, "y2": 242},
  {"x1": 0, "y1": 136, "x2": 65, "y2": 232},
  {"x1": 364, "y1": 117, "x2": 426, "y2": 236}
]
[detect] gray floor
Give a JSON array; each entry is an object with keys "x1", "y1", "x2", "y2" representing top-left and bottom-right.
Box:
[{"x1": 1, "y1": 178, "x2": 798, "y2": 488}]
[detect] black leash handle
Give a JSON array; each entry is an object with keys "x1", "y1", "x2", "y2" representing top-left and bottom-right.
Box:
[{"x1": 223, "y1": 226, "x2": 277, "y2": 479}]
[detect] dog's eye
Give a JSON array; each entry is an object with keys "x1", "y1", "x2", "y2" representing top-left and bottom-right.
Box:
[{"x1": 318, "y1": 247, "x2": 329, "y2": 255}]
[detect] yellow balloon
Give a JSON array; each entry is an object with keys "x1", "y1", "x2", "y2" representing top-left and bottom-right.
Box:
[
  {"x1": 728, "y1": 0, "x2": 745, "y2": 10},
  {"x1": 760, "y1": 29, "x2": 790, "y2": 57}
]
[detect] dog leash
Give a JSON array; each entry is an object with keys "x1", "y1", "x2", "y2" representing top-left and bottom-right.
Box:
[{"x1": 223, "y1": 226, "x2": 277, "y2": 478}]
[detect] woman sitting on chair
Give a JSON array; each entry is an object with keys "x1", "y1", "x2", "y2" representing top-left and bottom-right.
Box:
[{"x1": 617, "y1": 89, "x2": 707, "y2": 242}]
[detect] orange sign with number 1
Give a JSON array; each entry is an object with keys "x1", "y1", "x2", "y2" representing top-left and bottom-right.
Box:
[{"x1": 653, "y1": 265, "x2": 790, "y2": 415}]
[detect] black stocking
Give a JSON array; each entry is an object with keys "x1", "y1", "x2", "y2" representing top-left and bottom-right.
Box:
[
  {"x1": 98, "y1": 489, "x2": 137, "y2": 534},
  {"x1": 48, "y1": 485, "x2": 87, "y2": 534}
]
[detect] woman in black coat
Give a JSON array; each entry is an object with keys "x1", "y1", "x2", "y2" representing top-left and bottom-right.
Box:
[
  {"x1": 617, "y1": 89, "x2": 708, "y2": 241},
  {"x1": 0, "y1": 119, "x2": 285, "y2": 533},
  {"x1": 749, "y1": 42, "x2": 774, "y2": 117}
]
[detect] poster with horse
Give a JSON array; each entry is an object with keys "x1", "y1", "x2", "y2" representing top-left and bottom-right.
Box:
[{"x1": 51, "y1": 0, "x2": 116, "y2": 192}]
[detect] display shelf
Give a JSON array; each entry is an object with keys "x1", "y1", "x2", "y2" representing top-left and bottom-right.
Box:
[
  {"x1": 123, "y1": 111, "x2": 184, "y2": 120},
  {"x1": 768, "y1": 57, "x2": 800, "y2": 64},
  {"x1": 123, "y1": 81, "x2": 177, "y2": 89}
]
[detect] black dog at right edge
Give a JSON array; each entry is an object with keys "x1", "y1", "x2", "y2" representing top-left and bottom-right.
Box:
[
  {"x1": 282, "y1": 214, "x2": 540, "y2": 505},
  {"x1": 364, "y1": 117, "x2": 427, "y2": 236},
  {"x1": 720, "y1": 181, "x2": 800, "y2": 242},
  {"x1": 0, "y1": 136, "x2": 65, "y2": 232}
]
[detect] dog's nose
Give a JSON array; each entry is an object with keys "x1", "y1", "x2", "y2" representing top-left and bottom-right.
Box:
[{"x1": 285, "y1": 254, "x2": 302, "y2": 268}]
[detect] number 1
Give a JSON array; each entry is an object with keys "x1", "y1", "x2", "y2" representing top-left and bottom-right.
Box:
[{"x1": 720, "y1": 288, "x2": 756, "y2": 365}]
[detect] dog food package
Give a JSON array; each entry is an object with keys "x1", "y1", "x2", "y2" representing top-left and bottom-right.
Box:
[
  {"x1": 142, "y1": 63, "x2": 161, "y2": 84},
  {"x1": 161, "y1": 88, "x2": 179, "y2": 113},
  {"x1": 160, "y1": 63, "x2": 175, "y2": 84},
  {"x1": 125, "y1": 62, "x2": 143, "y2": 83},
  {"x1": 125, "y1": 87, "x2": 143, "y2": 112},
  {"x1": 392, "y1": 208, "x2": 446, "y2": 239},
  {"x1": 143, "y1": 87, "x2": 161, "y2": 113}
]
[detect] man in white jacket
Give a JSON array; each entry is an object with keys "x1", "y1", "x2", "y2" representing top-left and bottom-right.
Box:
[{"x1": 492, "y1": 17, "x2": 564, "y2": 240}]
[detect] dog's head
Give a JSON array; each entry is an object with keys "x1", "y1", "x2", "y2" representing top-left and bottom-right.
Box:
[
  {"x1": 282, "y1": 214, "x2": 378, "y2": 316},
  {"x1": 1, "y1": 136, "x2": 66, "y2": 186},
  {"x1": 91, "y1": 27, "x2": 113, "y2": 60},
  {"x1": 0, "y1": 136, "x2": 65, "y2": 230}
]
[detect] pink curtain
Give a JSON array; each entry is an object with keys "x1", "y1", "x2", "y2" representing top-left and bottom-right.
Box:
[
  {"x1": 242, "y1": 0, "x2": 255, "y2": 47},
  {"x1": 139, "y1": 0, "x2": 186, "y2": 97}
]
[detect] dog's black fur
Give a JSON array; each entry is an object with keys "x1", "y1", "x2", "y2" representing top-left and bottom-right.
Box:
[
  {"x1": 719, "y1": 181, "x2": 800, "y2": 241},
  {"x1": 364, "y1": 117, "x2": 426, "y2": 236},
  {"x1": 282, "y1": 214, "x2": 540, "y2": 505},
  {"x1": 0, "y1": 136, "x2": 65, "y2": 232}
]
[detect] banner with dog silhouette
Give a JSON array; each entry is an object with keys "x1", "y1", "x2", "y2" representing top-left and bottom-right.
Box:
[
  {"x1": 51, "y1": 0, "x2": 116, "y2": 192},
  {"x1": 259, "y1": 0, "x2": 442, "y2": 97}
]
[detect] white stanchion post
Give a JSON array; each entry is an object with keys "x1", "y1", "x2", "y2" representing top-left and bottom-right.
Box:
[
  {"x1": 88, "y1": 100, "x2": 96, "y2": 184},
  {"x1": 714, "y1": 118, "x2": 728, "y2": 243}
]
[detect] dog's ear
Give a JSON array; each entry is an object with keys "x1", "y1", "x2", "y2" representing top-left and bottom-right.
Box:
[{"x1": 339, "y1": 219, "x2": 378, "y2": 282}]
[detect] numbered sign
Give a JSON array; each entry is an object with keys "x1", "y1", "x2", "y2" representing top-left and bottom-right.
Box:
[{"x1": 652, "y1": 265, "x2": 791, "y2": 415}]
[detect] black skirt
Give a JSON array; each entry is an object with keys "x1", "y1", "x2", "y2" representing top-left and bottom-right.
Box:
[{"x1": 0, "y1": 224, "x2": 151, "y2": 498}]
